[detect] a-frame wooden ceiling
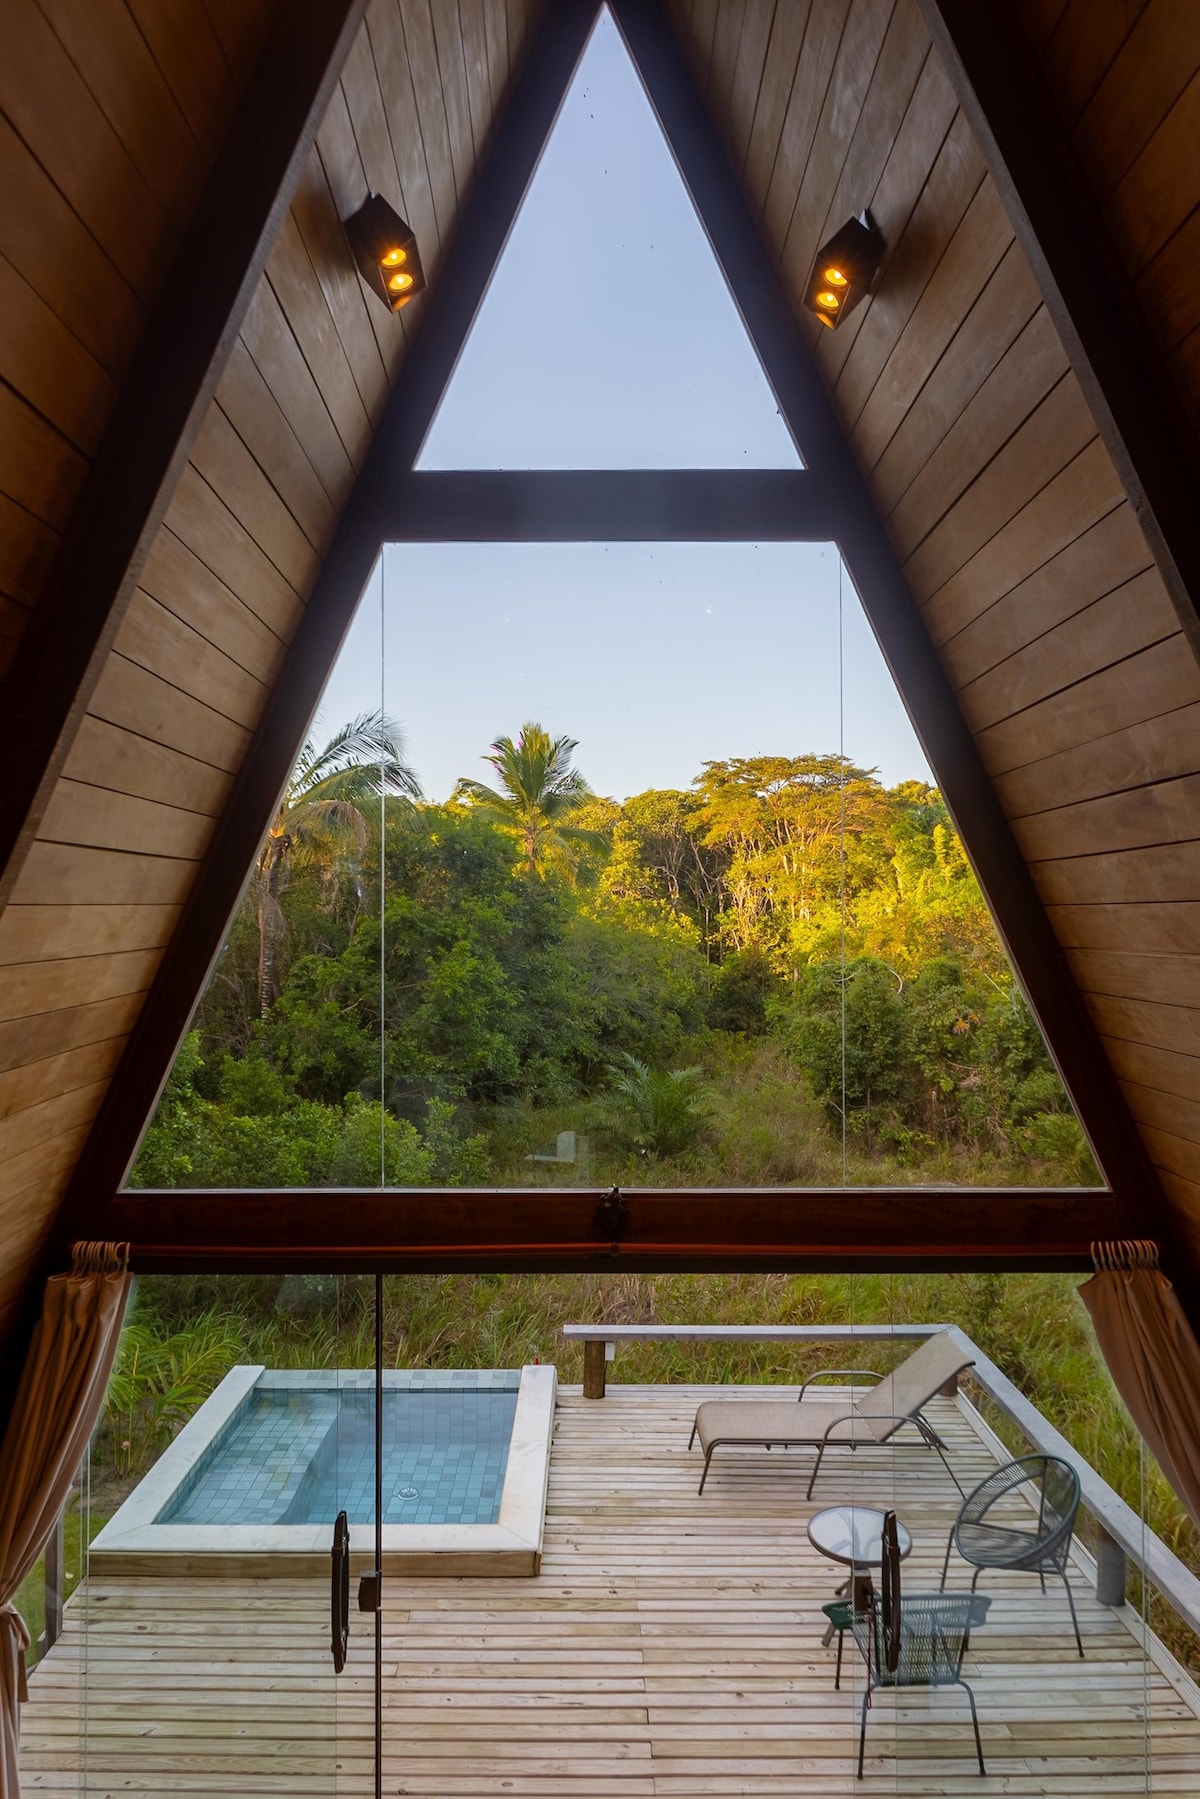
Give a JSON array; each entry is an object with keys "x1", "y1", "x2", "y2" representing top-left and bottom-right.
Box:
[{"x1": 1, "y1": 0, "x2": 1199, "y2": 1355}]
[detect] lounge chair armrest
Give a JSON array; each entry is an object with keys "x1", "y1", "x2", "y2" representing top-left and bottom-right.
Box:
[{"x1": 798, "y1": 1369, "x2": 884, "y2": 1400}]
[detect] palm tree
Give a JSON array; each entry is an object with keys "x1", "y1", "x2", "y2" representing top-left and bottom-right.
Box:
[
  {"x1": 254, "y1": 711, "x2": 420, "y2": 1016},
  {"x1": 454, "y1": 721, "x2": 607, "y2": 875}
]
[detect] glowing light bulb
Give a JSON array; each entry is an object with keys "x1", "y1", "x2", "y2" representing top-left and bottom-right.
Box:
[
  {"x1": 381, "y1": 246, "x2": 407, "y2": 268},
  {"x1": 824, "y1": 267, "x2": 849, "y2": 287},
  {"x1": 815, "y1": 290, "x2": 840, "y2": 310},
  {"x1": 388, "y1": 270, "x2": 414, "y2": 293}
]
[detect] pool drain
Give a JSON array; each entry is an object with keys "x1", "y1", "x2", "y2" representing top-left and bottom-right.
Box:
[{"x1": 397, "y1": 1486, "x2": 419, "y2": 1499}]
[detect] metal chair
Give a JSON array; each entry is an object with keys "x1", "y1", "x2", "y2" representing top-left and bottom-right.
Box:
[
  {"x1": 940, "y1": 1453, "x2": 1084, "y2": 1657},
  {"x1": 851, "y1": 1511, "x2": 990, "y2": 1777}
]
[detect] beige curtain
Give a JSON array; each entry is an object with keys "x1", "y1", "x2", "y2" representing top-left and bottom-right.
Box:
[
  {"x1": 1081, "y1": 1239, "x2": 1200, "y2": 1529},
  {"x1": 0, "y1": 1244, "x2": 131, "y2": 1799}
]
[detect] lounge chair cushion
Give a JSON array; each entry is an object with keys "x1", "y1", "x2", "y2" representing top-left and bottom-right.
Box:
[{"x1": 692, "y1": 1400, "x2": 878, "y2": 1453}]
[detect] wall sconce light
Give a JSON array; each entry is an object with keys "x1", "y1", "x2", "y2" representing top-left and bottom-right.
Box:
[
  {"x1": 803, "y1": 212, "x2": 885, "y2": 329},
  {"x1": 344, "y1": 194, "x2": 426, "y2": 312}
]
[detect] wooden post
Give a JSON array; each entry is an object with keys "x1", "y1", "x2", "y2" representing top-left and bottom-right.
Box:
[
  {"x1": 939, "y1": 1373, "x2": 959, "y2": 1397},
  {"x1": 1095, "y1": 1525, "x2": 1127, "y2": 1608},
  {"x1": 583, "y1": 1340, "x2": 607, "y2": 1399},
  {"x1": 42, "y1": 1506, "x2": 65, "y2": 1655}
]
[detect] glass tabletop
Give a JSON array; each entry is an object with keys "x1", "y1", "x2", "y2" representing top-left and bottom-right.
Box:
[{"x1": 807, "y1": 1504, "x2": 912, "y2": 1566}]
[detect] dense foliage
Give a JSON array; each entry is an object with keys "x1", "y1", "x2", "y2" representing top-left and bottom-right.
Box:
[{"x1": 131, "y1": 729, "x2": 1094, "y2": 1188}]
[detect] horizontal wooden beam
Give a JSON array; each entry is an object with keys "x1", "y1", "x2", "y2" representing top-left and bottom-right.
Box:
[
  {"x1": 98, "y1": 1186, "x2": 1126, "y2": 1273},
  {"x1": 384, "y1": 470, "x2": 831, "y2": 540}
]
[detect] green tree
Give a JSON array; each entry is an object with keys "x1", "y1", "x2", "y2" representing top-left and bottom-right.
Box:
[
  {"x1": 255, "y1": 711, "x2": 419, "y2": 1017},
  {"x1": 454, "y1": 722, "x2": 607, "y2": 877}
]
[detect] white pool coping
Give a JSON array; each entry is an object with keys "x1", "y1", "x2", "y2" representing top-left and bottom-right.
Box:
[{"x1": 89, "y1": 1363, "x2": 556, "y2": 1578}]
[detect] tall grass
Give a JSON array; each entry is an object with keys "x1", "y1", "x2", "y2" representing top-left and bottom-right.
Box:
[{"x1": 113, "y1": 1268, "x2": 1199, "y2": 1669}]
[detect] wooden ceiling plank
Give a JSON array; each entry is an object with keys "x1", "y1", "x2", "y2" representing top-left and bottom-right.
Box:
[
  {"x1": 88, "y1": 655, "x2": 251, "y2": 775},
  {"x1": 886, "y1": 307, "x2": 1069, "y2": 559},
  {"x1": 482, "y1": 0, "x2": 510, "y2": 117},
  {"x1": 36, "y1": 0, "x2": 205, "y2": 225},
  {"x1": 1090, "y1": 993, "x2": 1200, "y2": 1059},
  {"x1": 0, "y1": 387, "x2": 87, "y2": 533},
  {"x1": 397, "y1": 0, "x2": 459, "y2": 241},
  {"x1": 613, "y1": 0, "x2": 1174, "y2": 1271},
  {"x1": 165, "y1": 464, "x2": 305, "y2": 640},
  {"x1": 362, "y1": 0, "x2": 440, "y2": 283},
  {"x1": 957, "y1": 568, "x2": 1174, "y2": 738},
  {"x1": 940, "y1": 502, "x2": 1147, "y2": 691},
  {"x1": 0, "y1": 113, "x2": 144, "y2": 382},
  {"x1": 38, "y1": 781, "x2": 216, "y2": 865},
  {"x1": 831, "y1": 112, "x2": 985, "y2": 424},
  {"x1": 917, "y1": 0, "x2": 1200, "y2": 665},
  {"x1": 854, "y1": 181, "x2": 1013, "y2": 467},
  {"x1": 1104, "y1": 71, "x2": 1200, "y2": 278},
  {"x1": 1142, "y1": 1124, "x2": 1200, "y2": 1187},
  {"x1": 902, "y1": 373, "x2": 1094, "y2": 595},
  {"x1": 428, "y1": 0, "x2": 476, "y2": 196},
  {"x1": 0, "y1": 991, "x2": 145, "y2": 1075},
  {"x1": 977, "y1": 634, "x2": 1200, "y2": 779},
  {"x1": 50, "y1": 0, "x2": 602, "y2": 1219},
  {"x1": 288, "y1": 148, "x2": 391, "y2": 422},
  {"x1": 0, "y1": 494, "x2": 59, "y2": 613},
  {"x1": 337, "y1": 21, "x2": 417, "y2": 379},
  {"x1": 457, "y1": 0, "x2": 493, "y2": 160},
  {"x1": 1103, "y1": 1034, "x2": 1200, "y2": 1105},
  {"x1": 1017, "y1": 773, "x2": 1200, "y2": 866},
  {"x1": 760, "y1": 0, "x2": 850, "y2": 257},
  {"x1": 93, "y1": 1185, "x2": 1128, "y2": 1273},
  {"x1": 138, "y1": 527, "x2": 290, "y2": 689},
  {"x1": 1040, "y1": 0, "x2": 1147, "y2": 133},
  {"x1": 1034, "y1": 841, "x2": 1200, "y2": 909},
  {"x1": 0, "y1": 903, "x2": 181, "y2": 968},
  {"x1": 1135, "y1": 206, "x2": 1200, "y2": 359},
  {"x1": 741, "y1": 0, "x2": 811, "y2": 199},
  {"x1": 1069, "y1": 946, "x2": 1200, "y2": 1013},
  {"x1": 0, "y1": 1083, "x2": 109, "y2": 1180},
  {"x1": 62, "y1": 717, "x2": 233, "y2": 819},
  {"x1": 689, "y1": 0, "x2": 720, "y2": 97},
  {"x1": 0, "y1": 0, "x2": 167, "y2": 294},
  {"x1": 0, "y1": 949, "x2": 164, "y2": 1025},
  {"x1": 199, "y1": 0, "x2": 276, "y2": 78},
  {"x1": 0, "y1": 0, "x2": 369, "y2": 919},
  {"x1": 0, "y1": 257, "x2": 118, "y2": 460},
  {"x1": 724, "y1": 0, "x2": 780, "y2": 176},
  {"x1": 262, "y1": 211, "x2": 374, "y2": 469},
  {"x1": 213, "y1": 346, "x2": 338, "y2": 555},
  {"x1": 920, "y1": 436, "x2": 1125, "y2": 647},
  {"x1": 816, "y1": 50, "x2": 959, "y2": 385},
  {"x1": 780, "y1": 0, "x2": 919, "y2": 306},
  {"x1": 9, "y1": 842, "x2": 199, "y2": 911},
  {"x1": 187, "y1": 407, "x2": 321, "y2": 596},
  {"x1": 124, "y1": 0, "x2": 234, "y2": 151},
  {"x1": 706, "y1": 0, "x2": 746, "y2": 121},
  {"x1": 0, "y1": 1037, "x2": 128, "y2": 1120},
  {"x1": 114, "y1": 590, "x2": 273, "y2": 730},
  {"x1": 239, "y1": 281, "x2": 357, "y2": 508},
  {"x1": 1072, "y1": 0, "x2": 1195, "y2": 197}
]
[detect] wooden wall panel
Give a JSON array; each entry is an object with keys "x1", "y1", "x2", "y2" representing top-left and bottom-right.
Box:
[
  {"x1": 689, "y1": 0, "x2": 1200, "y2": 1244},
  {"x1": 0, "y1": 0, "x2": 542, "y2": 1336}
]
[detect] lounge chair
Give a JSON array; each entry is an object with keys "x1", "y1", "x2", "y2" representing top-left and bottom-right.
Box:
[{"x1": 687, "y1": 1330, "x2": 974, "y2": 1497}]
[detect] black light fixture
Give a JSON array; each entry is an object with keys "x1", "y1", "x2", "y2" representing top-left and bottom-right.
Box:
[
  {"x1": 344, "y1": 193, "x2": 426, "y2": 312},
  {"x1": 803, "y1": 212, "x2": 885, "y2": 330}
]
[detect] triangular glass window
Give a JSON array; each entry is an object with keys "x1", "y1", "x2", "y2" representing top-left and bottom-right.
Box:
[{"x1": 417, "y1": 7, "x2": 801, "y2": 471}]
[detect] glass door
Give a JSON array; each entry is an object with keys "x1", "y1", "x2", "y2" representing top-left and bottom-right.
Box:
[{"x1": 19, "y1": 1270, "x2": 379, "y2": 1796}]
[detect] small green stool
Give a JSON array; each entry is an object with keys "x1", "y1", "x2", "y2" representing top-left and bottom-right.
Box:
[{"x1": 820, "y1": 1598, "x2": 854, "y2": 1689}]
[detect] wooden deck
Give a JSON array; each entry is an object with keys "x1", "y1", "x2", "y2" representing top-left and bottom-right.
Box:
[{"x1": 19, "y1": 1384, "x2": 1200, "y2": 1795}]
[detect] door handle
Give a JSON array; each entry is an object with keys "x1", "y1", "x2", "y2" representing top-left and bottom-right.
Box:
[{"x1": 330, "y1": 1510, "x2": 349, "y2": 1672}]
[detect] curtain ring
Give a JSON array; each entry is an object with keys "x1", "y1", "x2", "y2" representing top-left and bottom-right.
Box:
[
  {"x1": 70, "y1": 1240, "x2": 131, "y2": 1275},
  {"x1": 1091, "y1": 1238, "x2": 1159, "y2": 1274}
]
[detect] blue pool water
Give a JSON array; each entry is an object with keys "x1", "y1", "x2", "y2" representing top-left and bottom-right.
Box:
[{"x1": 160, "y1": 1376, "x2": 520, "y2": 1528}]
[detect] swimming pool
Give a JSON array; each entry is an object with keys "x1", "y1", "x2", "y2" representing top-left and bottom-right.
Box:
[{"x1": 91, "y1": 1365, "x2": 555, "y2": 1577}]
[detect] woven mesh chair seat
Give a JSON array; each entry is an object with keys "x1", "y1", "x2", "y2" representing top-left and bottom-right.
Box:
[
  {"x1": 955, "y1": 1518, "x2": 1053, "y2": 1569},
  {"x1": 851, "y1": 1591, "x2": 991, "y2": 1689}
]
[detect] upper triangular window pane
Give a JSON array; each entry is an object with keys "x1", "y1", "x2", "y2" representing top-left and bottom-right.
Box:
[{"x1": 417, "y1": 8, "x2": 801, "y2": 471}]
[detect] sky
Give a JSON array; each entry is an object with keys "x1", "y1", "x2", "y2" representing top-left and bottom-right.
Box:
[{"x1": 313, "y1": 9, "x2": 934, "y2": 805}]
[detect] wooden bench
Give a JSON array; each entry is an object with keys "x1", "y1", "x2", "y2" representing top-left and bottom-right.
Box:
[{"x1": 561, "y1": 1322, "x2": 942, "y2": 1398}]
